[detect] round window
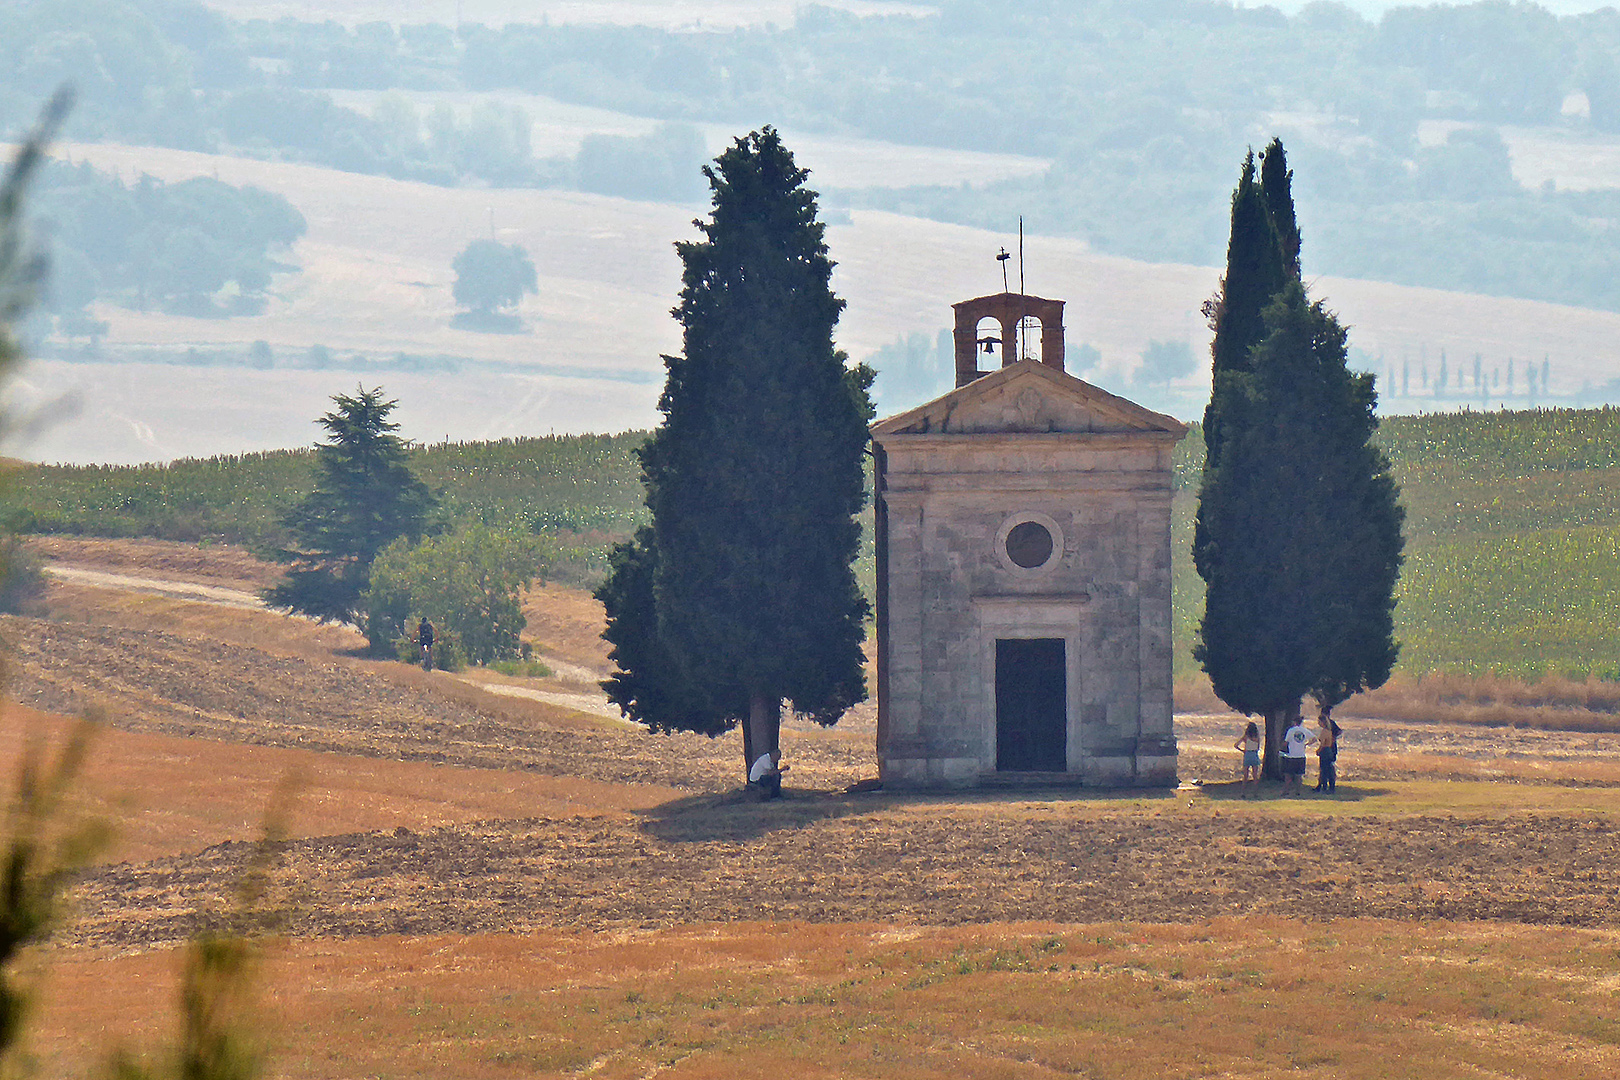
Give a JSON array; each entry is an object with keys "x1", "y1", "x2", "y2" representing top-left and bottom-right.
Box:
[{"x1": 1004, "y1": 520, "x2": 1054, "y2": 569}]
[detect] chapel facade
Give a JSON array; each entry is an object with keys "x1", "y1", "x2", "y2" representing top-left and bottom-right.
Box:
[{"x1": 870, "y1": 291, "x2": 1187, "y2": 789}]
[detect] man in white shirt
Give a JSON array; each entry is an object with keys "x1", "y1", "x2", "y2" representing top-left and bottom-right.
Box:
[
  {"x1": 1280, "y1": 714, "x2": 1317, "y2": 795},
  {"x1": 748, "y1": 751, "x2": 785, "y2": 800}
]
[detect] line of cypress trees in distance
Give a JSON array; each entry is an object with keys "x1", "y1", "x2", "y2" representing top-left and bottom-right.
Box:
[
  {"x1": 1194, "y1": 139, "x2": 1405, "y2": 781},
  {"x1": 596, "y1": 128, "x2": 874, "y2": 777}
]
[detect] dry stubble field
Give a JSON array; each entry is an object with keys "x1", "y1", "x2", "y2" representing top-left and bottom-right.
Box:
[{"x1": 10, "y1": 538, "x2": 1620, "y2": 1077}]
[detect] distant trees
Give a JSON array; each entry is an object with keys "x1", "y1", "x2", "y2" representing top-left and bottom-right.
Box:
[
  {"x1": 451, "y1": 239, "x2": 537, "y2": 331},
  {"x1": 366, "y1": 524, "x2": 552, "y2": 663},
  {"x1": 868, "y1": 330, "x2": 951, "y2": 414},
  {"x1": 598, "y1": 128, "x2": 874, "y2": 775},
  {"x1": 574, "y1": 124, "x2": 709, "y2": 203},
  {"x1": 1194, "y1": 141, "x2": 1405, "y2": 778},
  {"x1": 427, "y1": 101, "x2": 536, "y2": 186},
  {"x1": 35, "y1": 162, "x2": 306, "y2": 319},
  {"x1": 264, "y1": 386, "x2": 437, "y2": 628},
  {"x1": 1412, "y1": 127, "x2": 1517, "y2": 200},
  {"x1": 1071, "y1": 342, "x2": 1102, "y2": 376},
  {"x1": 1373, "y1": 1, "x2": 1566, "y2": 124}
]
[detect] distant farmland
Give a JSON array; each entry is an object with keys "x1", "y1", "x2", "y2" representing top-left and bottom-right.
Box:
[{"x1": 23, "y1": 140, "x2": 1620, "y2": 464}]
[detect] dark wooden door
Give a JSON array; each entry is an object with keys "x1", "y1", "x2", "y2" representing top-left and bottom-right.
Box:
[{"x1": 995, "y1": 638, "x2": 1067, "y2": 772}]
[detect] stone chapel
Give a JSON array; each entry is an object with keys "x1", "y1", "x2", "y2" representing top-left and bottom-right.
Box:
[{"x1": 870, "y1": 291, "x2": 1187, "y2": 789}]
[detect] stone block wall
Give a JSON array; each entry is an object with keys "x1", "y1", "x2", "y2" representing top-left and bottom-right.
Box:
[{"x1": 874, "y1": 430, "x2": 1180, "y2": 788}]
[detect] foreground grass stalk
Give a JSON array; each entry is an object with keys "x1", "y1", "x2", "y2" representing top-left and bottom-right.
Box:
[{"x1": 109, "y1": 778, "x2": 296, "y2": 1080}]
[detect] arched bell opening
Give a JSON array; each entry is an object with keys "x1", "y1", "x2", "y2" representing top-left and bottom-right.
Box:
[
  {"x1": 974, "y1": 316, "x2": 1011, "y2": 364},
  {"x1": 1015, "y1": 316, "x2": 1044, "y2": 364}
]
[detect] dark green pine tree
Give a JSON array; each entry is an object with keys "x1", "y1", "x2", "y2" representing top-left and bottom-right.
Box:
[
  {"x1": 1195, "y1": 140, "x2": 1403, "y2": 777},
  {"x1": 1205, "y1": 152, "x2": 1288, "y2": 381},
  {"x1": 1194, "y1": 282, "x2": 1404, "y2": 775},
  {"x1": 597, "y1": 127, "x2": 874, "y2": 774},
  {"x1": 1194, "y1": 146, "x2": 1294, "y2": 732},
  {"x1": 264, "y1": 386, "x2": 437, "y2": 631}
]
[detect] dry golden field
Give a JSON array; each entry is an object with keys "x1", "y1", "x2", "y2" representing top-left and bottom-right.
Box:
[{"x1": 10, "y1": 538, "x2": 1620, "y2": 1077}]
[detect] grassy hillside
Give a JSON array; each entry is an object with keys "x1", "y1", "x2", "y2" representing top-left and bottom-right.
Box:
[
  {"x1": 10, "y1": 408, "x2": 1620, "y2": 678},
  {"x1": 3, "y1": 432, "x2": 648, "y2": 582}
]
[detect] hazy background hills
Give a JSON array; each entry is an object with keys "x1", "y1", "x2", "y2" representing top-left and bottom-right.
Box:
[{"x1": 8, "y1": 0, "x2": 1620, "y2": 461}]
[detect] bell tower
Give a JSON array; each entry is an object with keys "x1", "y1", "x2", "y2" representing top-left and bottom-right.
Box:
[{"x1": 952, "y1": 292, "x2": 1067, "y2": 388}]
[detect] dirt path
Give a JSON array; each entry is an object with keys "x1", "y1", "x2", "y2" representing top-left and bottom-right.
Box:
[
  {"x1": 44, "y1": 558, "x2": 624, "y2": 718},
  {"x1": 44, "y1": 565, "x2": 269, "y2": 610},
  {"x1": 3, "y1": 588, "x2": 875, "y2": 798},
  {"x1": 469, "y1": 679, "x2": 636, "y2": 724}
]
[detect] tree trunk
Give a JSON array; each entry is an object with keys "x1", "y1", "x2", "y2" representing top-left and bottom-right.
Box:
[
  {"x1": 1262, "y1": 698, "x2": 1302, "y2": 781},
  {"x1": 744, "y1": 692, "x2": 781, "y2": 777}
]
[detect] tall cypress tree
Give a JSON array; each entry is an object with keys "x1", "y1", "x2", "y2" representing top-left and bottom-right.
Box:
[
  {"x1": 1196, "y1": 282, "x2": 1402, "y2": 735},
  {"x1": 1200, "y1": 150, "x2": 1288, "y2": 479},
  {"x1": 597, "y1": 526, "x2": 745, "y2": 739},
  {"x1": 1194, "y1": 143, "x2": 1404, "y2": 778},
  {"x1": 1206, "y1": 155, "x2": 1287, "y2": 373},
  {"x1": 597, "y1": 128, "x2": 873, "y2": 774}
]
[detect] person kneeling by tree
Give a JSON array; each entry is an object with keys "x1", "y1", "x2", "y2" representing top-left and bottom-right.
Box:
[{"x1": 748, "y1": 750, "x2": 787, "y2": 800}]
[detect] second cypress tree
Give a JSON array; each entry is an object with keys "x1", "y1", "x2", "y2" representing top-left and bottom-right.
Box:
[
  {"x1": 1194, "y1": 141, "x2": 1404, "y2": 779},
  {"x1": 1200, "y1": 140, "x2": 1298, "y2": 470}
]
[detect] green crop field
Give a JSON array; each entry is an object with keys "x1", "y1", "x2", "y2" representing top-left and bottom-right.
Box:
[
  {"x1": 1, "y1": 433, "x2": 649, "y2": 583},
  {"x1": 1173, "y1": 406, "x2": 1620, "y2": 679},
  {"x1": 8, "y1": 408, "x2": 1620, "y2": 679}
]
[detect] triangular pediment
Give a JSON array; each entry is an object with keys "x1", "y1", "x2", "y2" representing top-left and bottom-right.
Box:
[{"x1": 871, "y1": 360, "x2": 1187, "y2": 437}]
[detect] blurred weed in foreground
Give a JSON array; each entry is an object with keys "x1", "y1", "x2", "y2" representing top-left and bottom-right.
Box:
[
  {"x1": 0, "y1": 710, "x2": 109, "y2": 1078},
  {"x1": 0, "y1": 88, "x2": 286, "y2": 1080},
  {"x1": 0, "y1": 80, "x2": 110, "y2": 1080},
  {"x1": 106, "y1": 776, "x2": 298, "y2": 1080}
]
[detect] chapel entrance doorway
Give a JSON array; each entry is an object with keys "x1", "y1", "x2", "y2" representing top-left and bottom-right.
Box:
[{"x1": 995, "y1": 637, "x2": 1067, "y2": 771}]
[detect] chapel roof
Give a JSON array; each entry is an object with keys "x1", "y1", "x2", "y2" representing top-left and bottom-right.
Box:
[{"x1": 870, "y1": 358, "x2": 1189, "y2": 439}]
